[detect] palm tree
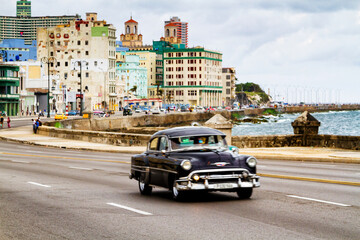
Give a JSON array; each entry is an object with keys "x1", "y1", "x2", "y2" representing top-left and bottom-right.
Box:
[{"x1": 129, "y1": 85, "x2": 137, "y2": 94}]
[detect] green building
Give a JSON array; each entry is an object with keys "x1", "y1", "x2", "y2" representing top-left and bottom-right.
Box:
[
  {"x1": 0, "y1": 0, "x2": 79, "y2": 44},
  {"x1": 0, "y1": 64, "x2": 20, "y2": 116}
]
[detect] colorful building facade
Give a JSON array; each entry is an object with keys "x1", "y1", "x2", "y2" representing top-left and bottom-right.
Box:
[
  {"x1": 0, "y1": 64, "x2": 20, "y2": 116},
  {"x1": 37, "y1": 13, "x2": 117, "y2": 113},
  {"x1": 0, "y1": 39, "x2": 37, "y2": 62},
  {"x1": 116, "y1": 55, "x2": 147, "y2": 101}
]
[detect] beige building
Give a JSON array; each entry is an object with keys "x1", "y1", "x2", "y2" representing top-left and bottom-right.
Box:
[
  {"x1": 222, "y1": 67, "x2": 236, "y2": 106},
  {"x1": 37, "y1": 13, "x2": 120, "y2": 113},
  {"x1": 163, "y1": 47, "x2": 223, "y2": 107}
]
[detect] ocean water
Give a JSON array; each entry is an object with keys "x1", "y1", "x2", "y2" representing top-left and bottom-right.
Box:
[{"x1": 232, "y1": 110, "x2": 360, "y2": 136}]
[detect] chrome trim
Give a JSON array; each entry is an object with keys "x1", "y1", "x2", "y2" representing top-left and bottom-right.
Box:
[{"x1": 131, "y1": 164, "x2": 177, "y2": 174}]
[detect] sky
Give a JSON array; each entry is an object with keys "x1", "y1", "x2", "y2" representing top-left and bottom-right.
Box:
[{"x1": 2, "y1": 0, "x2": 360, "y2": 103}]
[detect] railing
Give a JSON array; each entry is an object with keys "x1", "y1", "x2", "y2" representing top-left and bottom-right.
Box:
[{"x1": 0, "y1": 94, "x2": 20, "y2": 98}]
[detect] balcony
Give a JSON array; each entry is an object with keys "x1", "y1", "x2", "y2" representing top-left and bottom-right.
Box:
[{"x1": 0, "y1": 94, "x2": 20, "y2": 99}]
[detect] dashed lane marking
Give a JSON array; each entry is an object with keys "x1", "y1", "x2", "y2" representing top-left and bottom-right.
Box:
[
  {"x1": 11, "y1": 160, "x2": 30, "y2": 164},
  {"x1": 287, "y1": 195, "x2": 351, "y2": 207},
  {"x1": 107, "y1": 203, "x2": 153, "y2": 216},
  {"x1": 69, "y1": 166, "x2": 93, "y2": 171},
  {"x1": 27, "y1": 181, "x2": 51, "y2": 188}
]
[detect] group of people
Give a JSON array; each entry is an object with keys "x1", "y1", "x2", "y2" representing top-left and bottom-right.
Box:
[
  {"x1": 0, "y1": 116, "x2": 11, "y2": 128},
  {"x1": 32, "y1": 118, "x2": 42, "y2": 134}
]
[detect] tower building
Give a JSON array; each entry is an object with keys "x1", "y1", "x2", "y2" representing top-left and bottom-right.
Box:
[
  {"x1": 120, "y1": 17, "x2": 143, "y2": 48},
  {"x1": 164, "y1": 17, "x2": 188, "y2": 47},
  {"x1": 16, "y1": 0, "x2": 31, "y2": 17}
]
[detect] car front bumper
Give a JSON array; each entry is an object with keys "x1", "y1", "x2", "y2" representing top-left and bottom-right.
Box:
[{"x1": 176, "y1": 168, "x2": 260, "y2": 191}]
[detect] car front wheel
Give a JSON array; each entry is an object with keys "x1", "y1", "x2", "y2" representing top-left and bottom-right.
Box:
[
  {"x1": 138, "y1": 180, "x2": 152, "y2": 195},
  {"x1": 236, "y1": 188, "x2": 253, "y2": 199}
]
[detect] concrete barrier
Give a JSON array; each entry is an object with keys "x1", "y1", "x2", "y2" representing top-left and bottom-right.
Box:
[{"x1": 38, "y1": 126, "x2": 151, "y2": 146}]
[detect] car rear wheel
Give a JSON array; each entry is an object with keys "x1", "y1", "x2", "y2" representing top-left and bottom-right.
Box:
[
  {"x1": 237, "y1": 188, "x2": 253, "y2": 199},
  {"x1": 171, "y1": 180, "x2": 187, "y2": 201},
  {"x1": 138, "y1": 180, "x2": 152, "y2": 195}
]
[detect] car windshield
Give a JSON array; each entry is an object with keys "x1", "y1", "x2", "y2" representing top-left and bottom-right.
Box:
[{"x1": 170, "y1": 135, "x2": 227, "y2": 151}]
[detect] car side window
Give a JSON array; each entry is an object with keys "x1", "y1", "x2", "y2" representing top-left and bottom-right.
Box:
[
  {"x1": 159, "y1": 137, "x2": 168, "y2": 151},
  {"x1": 149, "y1": 138, "x2": 159, "y2": 151}
]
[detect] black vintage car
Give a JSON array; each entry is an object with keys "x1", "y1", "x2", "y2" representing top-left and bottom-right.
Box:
[{"x1": 130, "y1": 126, "x2": 260, "y2": 200}]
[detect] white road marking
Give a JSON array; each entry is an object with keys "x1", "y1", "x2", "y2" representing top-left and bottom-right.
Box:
[
  {"x1": 69, "y1": 166, "x2": 93, "y2": 171},
  {"x1": 11, "y1": 160, "x2": 30, "y2": 164},
  {"x1": 107, "y1": 203, "x2": 153, "y2": 216},
  {"x1": 27, "y1": 182, "x2": 51, "y2": 188},
  {"x1": 287, "y1": 195, "x2": 351, "y2": 207}
]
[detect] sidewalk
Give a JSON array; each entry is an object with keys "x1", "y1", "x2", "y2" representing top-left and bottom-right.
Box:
[{"x1": 0, "y1": 126, "x2": 359, "y2": 163}]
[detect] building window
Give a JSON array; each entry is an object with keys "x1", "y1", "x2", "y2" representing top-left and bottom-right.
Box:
[
  {"x1": 77, "y1": 40, "x2": 81, "y2": 45},
  {"x1": 57, "y1": 62, "x2": 60, "y2": 67},
  {"x1": 86, "y1": 72, "x2": 89, "y2": 78},
  {"x1": 64, "y1": 73, "x2": 68, "y2": 79},
  {"x1": 226, "y1": 75, "x2": 231, "y2": 79},
  {"x1": 226, "y1": 81, "x2": 230, "y2": 87},
  {"x1": 85, "y1": 51, "x2": 89, "y2": 56},
  {"x1": 85, "y1": 40, "x2": 88, "y2": 45}
]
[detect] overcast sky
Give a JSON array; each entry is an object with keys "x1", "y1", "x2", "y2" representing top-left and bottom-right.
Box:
[{"x1": 2, "y1": 0, "x2": 360, "y2": 103}]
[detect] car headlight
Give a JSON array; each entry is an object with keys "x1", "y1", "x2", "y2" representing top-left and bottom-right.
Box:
[
  {"x1": 180, "y1": 160, "x2": 192, "y2": 170},
  {"x1": 246, "y1": 157, "x2": 257, "y2": 168}
]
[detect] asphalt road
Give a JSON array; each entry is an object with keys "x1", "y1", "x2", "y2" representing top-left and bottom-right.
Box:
[{"x1": 0, "y1": 141, "x2": 359, "y2": 240}]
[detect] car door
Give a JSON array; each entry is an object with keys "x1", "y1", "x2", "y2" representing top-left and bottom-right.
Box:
[
  {"x1": 157, "y1": 136, "x2": 177, "y2": 188},
  {"x1": 147, "y1": 137, "x2": 164, "y2": 186}
]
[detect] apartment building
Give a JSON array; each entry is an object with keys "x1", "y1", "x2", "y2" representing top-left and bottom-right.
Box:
[
  {"x1": 0, "y1": 0, "x2": 79, "y2": 45},
  {"x1": 222, "y1": 67, "x2": 236, "y2": 106},
  {"x1": 37, "y1": 13, "x2": 117, "y2": 113},
  {"x1": 162, "y1": 47, "x2": 223, "y2": 106}
]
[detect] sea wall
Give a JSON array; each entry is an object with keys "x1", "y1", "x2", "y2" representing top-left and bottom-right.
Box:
[
  {"x1": 37, "y1": 126, "x2": 151, "y2": 146},
  {"x1": 231, "y1": 134, "x2": 360, "y2": 150},
  {"x1": 44, "y1": 112, "x2": 229, "y2": 131}
]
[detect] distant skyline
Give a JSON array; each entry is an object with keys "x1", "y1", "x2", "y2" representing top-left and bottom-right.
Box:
[{"x1": 2, "y1": 0, "x2": 360, "y2": 103}]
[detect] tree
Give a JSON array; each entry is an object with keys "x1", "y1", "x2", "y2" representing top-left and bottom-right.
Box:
[{"x1": 129, "y1": 85, "x2": 137, "y2": 94}]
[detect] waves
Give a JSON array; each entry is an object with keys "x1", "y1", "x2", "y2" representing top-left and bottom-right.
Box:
[{"x1": 232, "y1": 110, "x2": 360, "y2": 136}]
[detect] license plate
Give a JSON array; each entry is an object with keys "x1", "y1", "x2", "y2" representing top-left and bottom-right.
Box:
[{"x1": 214, "y1": 183, "x2": 235, "y2": 189}]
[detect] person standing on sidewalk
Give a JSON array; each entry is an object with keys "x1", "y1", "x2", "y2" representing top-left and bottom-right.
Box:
[
  {"x1": 7, "y1": 117, "x2": 11, "y2": 128},
  {"x1": 0, "y1": 115, "x2": 3, "y2": 128}
]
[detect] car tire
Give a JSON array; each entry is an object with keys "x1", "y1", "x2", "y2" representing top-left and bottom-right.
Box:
[
  {"x1": 236, "y1": 188, "x2": 253, "y2": 199},
  {"x1": 171, "y1": 180, "x2": 187, "y2": 201},
  {"x1": 138, "y1": 180, "x2": 152, "y2": 195}
]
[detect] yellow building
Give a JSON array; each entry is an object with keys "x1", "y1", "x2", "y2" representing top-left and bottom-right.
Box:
[
  {"x1": 222, "y1": 67, "x2": 236, "y2": 106},
  {"x1": 120, "y1": 17, "x2": 143, "y2": 48}
]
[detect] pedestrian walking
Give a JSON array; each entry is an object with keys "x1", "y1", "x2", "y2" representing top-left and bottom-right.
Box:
[
  {"x1": 7, "y1": 117, "x2": 11, "y2": 128},
  {"x1": 0, "y1": 115, "x2": 3, "y2": 129}
]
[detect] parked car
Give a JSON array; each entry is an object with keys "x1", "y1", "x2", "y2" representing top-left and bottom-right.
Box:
[
  {"x1": 130, "y1": 126, "x2": 260, "y2": 201},
  {"x1": 54, "y1": 113, "x2": 68, "y2": 120},
  {"x1": 151, "y1": 108, "x2": 160, "y2": 114},
  {"x1": 123, "y1": 108, "x2": 132, "y2": 116},
  {"x1": 67, "y1": 110, "x2": 79, "y2": 116},
  {"x1": 134, "y1": 108, "x2": 142, "y2": 113}
]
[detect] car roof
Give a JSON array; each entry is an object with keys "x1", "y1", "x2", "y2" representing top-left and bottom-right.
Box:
[{"x1": 152, "y1": 126, "x2": 225, "y2": 138}]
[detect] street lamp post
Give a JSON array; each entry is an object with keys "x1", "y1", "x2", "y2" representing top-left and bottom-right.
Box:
[{"x1": 41, "y1": 56, "x2": 57, "y2": 118}]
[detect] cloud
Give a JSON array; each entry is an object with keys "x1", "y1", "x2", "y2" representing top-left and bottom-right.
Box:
[{"x1": 1, "y1": 0, "x2": 359, "y2": 103}]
